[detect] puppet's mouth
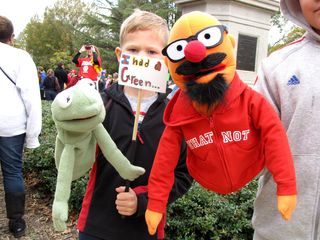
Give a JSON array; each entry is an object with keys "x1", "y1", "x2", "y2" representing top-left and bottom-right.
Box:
[
  {"x1": 186, "y1": 63, "x2": 226, "y2": 80},
  {"x1": 62, "y1": 114, "x2": 98, "y2": 122},
  {"x1": 176, "y1": 52, "x2": 226, "y2": 80},
  {"x1": 73, "y1": 115, "x2": 97, "y2": 121}
]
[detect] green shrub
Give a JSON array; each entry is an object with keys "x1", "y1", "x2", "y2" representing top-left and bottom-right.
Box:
[
  {"x1": 165, "y1": 181, "x2": 257, "y2": 240},
  {"x1": 24, "y1": 101, "x2": 257, "y2": 239}
]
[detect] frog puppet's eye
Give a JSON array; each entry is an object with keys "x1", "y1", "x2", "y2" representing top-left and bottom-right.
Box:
[
  {"x1": 78, "y1": 78, "x2": 97, "y2": 90},
  {"x1": 56, "y1": 90, "x2": 73, "y2": 109}
]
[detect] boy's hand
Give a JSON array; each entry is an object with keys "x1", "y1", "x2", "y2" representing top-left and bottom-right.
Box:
[
  {"x1": 277, "y1": 195, "x2": 297, "y2": 220},
  {"x1": 145, "y1": 209, "x2": 163, "y2": 235},
  {"x1": 115, "y1": 186, "x2": 138, "y2": 216}
]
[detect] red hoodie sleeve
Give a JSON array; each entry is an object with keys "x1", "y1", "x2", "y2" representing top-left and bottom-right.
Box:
[
  {"x1": 147, "y1": 125, "x2": 184, "y2": 213},
  {"x1": 251, "y1": 91, "x2": 297, "y2": 195}
]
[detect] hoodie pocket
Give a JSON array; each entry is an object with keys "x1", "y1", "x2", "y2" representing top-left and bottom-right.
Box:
[
  {"x1": 232, "y1": 126, "x2": 260, "y2": 151},
  {"x1": 187, "y1": 146, "x2": 231, "y2": 192}
]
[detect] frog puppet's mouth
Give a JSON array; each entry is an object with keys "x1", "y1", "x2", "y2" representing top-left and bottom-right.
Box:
[{"x1": 54, "y1": 105, "x2": 104, "y2": 132}]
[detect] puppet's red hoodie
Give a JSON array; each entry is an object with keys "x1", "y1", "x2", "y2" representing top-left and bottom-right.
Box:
[{"x1": 147, "y1": 74, "x2": 297, "y2": 213}]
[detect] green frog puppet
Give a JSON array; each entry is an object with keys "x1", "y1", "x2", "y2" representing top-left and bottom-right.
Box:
[{"x1": 51, "y1": 79, "x2": 145, "y2": 231}]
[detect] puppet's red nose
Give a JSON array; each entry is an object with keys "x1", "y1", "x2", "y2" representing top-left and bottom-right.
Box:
[{"x1": 184, "y1": 40, "x2": 206, "y2": 63}]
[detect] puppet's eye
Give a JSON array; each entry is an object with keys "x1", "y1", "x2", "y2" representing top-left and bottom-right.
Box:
[
  {"x1": 88, "y1": 82, "x2": 96, "y2": 90},
  {"x1": 164, "y1": 40, "x2": 188, "y2": 62},
  {"x1": 78, "y1": 78, "x2": 97, "y2": 90},
  {"x1": 197, "y1": 26, "x2": 223, "y2": 48},
  {"x1": 57, "y1": 91, "x2": 72, "y2": 109}
]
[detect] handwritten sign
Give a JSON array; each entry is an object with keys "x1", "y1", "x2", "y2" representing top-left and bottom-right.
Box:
[{"x1": 118, "y1": 53, "x2": 168, "y2": 93}]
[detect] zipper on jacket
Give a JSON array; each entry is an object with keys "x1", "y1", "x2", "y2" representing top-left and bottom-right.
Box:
[
  {"x1": 209, "y1": 116, "x2": 214, "y2": 128},
  {"x1": 209, "y1": 116, "x2": 233, "y2": 192}
]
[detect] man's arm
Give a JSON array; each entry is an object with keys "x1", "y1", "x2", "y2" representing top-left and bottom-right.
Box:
[{"x1": 16, "y1": 51, "x2": 42, "y2": 148}]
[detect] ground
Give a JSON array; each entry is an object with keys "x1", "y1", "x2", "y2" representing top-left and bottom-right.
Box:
[{"x1": 0, "y1": 173, "x2": 78, "y2": 240}]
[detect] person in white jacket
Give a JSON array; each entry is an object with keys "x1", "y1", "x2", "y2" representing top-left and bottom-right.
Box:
[
  {"x1": 252, "y1": 0, "x2": 320, "y2": 239},
  {"x1": 0, "y1": 15, "x2": 42, "y2": 238}
]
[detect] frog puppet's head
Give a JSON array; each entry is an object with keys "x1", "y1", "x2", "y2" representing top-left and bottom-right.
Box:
[{"x1": 51, "y1": 79, "x2": 105, "y2": 133}]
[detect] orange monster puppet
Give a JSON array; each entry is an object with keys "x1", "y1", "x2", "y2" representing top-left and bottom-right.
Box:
[{"x1": 145, "y1": 11, "x2": 297, "y2": 235}]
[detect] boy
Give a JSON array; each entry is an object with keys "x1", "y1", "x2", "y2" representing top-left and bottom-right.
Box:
[
  {"x1": 252, "y1": 0, "x2": 320, "y2": 239},
  {"x1": 77, "y1": 10, "x2": 192, "y2": 240}
]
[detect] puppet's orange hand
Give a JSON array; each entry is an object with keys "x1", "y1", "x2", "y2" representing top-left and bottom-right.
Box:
[
  {"x1": 277, "y1": 195, "x2": 297, "y2": 221},
  {"x1": 145, "y1": 209, "x2": 163, "y2": 235}
]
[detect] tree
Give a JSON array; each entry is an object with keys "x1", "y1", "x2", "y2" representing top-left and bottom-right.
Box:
[
  {"x1": 86, "y1": 0, "x2": 181, "y2": 74},
  {"x1": 270, "y1": 11, "x2": 288, "y2": 33},
  {"x1": 269, "y1": 11, "x2": 305, "y2": 54},
  {"x1": 21, "y1": 0, "x2": 92, "y2": 70},
  {"x1": 18, "y1": 0, "x2": 180, "y2": 73},
  {"x1": 269, "y1": 27, "x2": 305, "y2": 53}
]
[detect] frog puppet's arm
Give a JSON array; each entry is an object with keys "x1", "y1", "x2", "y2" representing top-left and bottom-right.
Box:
[
  {"x1": 51, "y1": 79, "x2": 145, "y2": 231},
  {"x1": 93, "y1": 123, "x2": 145, "y2": 179}
]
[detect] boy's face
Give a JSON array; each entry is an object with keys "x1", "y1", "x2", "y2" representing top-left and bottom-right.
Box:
[
  {"x1": 300, "y1": 0, "x2": 320, "y2": 33},
  {"x1": 115, "y1": 29, "x2": 165, "y2": 61}
]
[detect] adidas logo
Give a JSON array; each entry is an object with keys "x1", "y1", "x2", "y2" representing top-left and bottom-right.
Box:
[{"x1": 287, "y1": 75, "x2": 300, "y2": 85}]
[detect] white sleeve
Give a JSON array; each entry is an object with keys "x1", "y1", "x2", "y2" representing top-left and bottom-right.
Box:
[{"x1": 15, "y1": 51, "x2": 42, "y2": 148}]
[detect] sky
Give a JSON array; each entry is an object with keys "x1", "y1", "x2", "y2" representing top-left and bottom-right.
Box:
[
  {"x1": 0, "y1": 0, "x2": 58, "y2": 36},
  {"x1": 0, "y1": 0, "x2": 95, "y2": 36}
]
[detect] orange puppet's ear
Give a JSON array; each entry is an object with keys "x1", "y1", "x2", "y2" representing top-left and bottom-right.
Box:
[
  {"x1": 277, "y1": 195, "x2": 297, "y2": 221},
  {"x1": 228, "y1": 34, "x2": 236, "y2": 48}
]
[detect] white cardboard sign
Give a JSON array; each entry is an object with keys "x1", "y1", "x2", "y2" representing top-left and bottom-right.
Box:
[{"x1": 118, "y1": 53, "x2": 168, "y2": 93}]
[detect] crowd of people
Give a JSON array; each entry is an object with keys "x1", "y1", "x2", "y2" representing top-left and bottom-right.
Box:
[
  {"x1": 1, "y1": 0, "x2": 320, "y2": 239},
  {"x1": 37, "y1": 61, "x2": 118, "y2": 100},
  {"x1": 36, "y1": 42, "x2": 120, "y2": 101}
]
